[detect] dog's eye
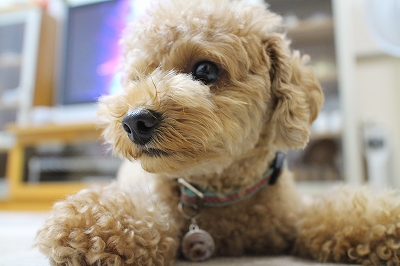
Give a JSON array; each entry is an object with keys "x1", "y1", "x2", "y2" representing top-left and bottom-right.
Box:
[{"x1": 192, "y1": 61, "x2": 220, "y2": 85}]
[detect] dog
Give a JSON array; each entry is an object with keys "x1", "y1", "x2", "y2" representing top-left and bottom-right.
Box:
[{"x1": 35, "y1": 0, "x2": 400, "y2": 265}]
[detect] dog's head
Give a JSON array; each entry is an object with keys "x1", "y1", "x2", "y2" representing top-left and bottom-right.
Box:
[{"x1": 98, "y1": 0, "x2": 323, "y2": 175}]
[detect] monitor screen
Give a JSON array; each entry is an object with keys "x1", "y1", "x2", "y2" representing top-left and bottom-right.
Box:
[{"x1": 58, "y1": 0, "x2": 134, "y2": 105}]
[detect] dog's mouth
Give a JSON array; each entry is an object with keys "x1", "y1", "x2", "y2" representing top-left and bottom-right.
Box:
[{"x1": 141, "y1": 147, "x2": 169, "y2": 158}]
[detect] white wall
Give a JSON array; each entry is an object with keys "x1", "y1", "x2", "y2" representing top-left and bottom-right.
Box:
[{"x1": 351, "y1": 0, "x2": 400, "y2": 188}]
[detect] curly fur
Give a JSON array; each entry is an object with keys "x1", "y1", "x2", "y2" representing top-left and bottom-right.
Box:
[
  {"x1": 295, "y1": 187, "x2": 400, "y2": 265},
  {"x1": 35, "y1": 0, "x2": 400, "y2": 265}
]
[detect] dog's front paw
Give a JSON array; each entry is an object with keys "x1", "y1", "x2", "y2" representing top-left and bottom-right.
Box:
[{"x1": 35, "y1": 183, "x2": 179, "y2": 266}]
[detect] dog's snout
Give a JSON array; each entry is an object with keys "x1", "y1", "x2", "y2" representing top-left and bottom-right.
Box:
[{"x1": 122, "y1": 109, "x2": 160, "y2": 145}]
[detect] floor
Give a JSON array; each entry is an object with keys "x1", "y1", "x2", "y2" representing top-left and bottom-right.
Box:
[
  {"x1": 0, "y1": 211, "x2": 48, "y2": 266},
  {"x1": 0, "y1": 211, "x2": 357, "y2": 266}
]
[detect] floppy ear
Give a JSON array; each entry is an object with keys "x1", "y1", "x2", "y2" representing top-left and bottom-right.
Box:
[{"x1": 265, "y1": 34, "x2": 324, "y2": 150}]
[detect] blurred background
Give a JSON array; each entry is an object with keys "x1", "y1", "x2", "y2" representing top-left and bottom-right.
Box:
[{"x1": 0, "y1": 0, "x2": 399, "y2": 211}]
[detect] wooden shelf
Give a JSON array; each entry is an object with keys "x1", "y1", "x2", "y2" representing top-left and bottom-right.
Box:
[
  {"x1": 2, "y1": 123, "x2": 105, "y2": 210},
  {"x1": 7, "y1": 123, "x2": 102, "y2": 145},
  {"x1": 318, "y1": 75, "x2": 338, "y2": 93},
  {"x1": 311, "y1": 131, "x2": 342, "y2": 140},
  {"x1": 319, "y1": 75, "x2": 337, "y2": 85},
  {"x1": 287, "y1": 17, "x2": 334, "y2": 46},
  {"x1": 296, "y1": 180, "x2": 344, "y2": 195}
]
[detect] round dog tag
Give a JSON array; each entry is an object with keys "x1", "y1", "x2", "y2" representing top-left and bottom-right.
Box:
[{"x1": 181, "y1": 224, "x2": 215, "y2": 262}]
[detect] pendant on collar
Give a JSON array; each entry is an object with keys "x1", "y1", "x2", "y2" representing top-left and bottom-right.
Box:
[{"x1": 179, "y1": 152, "x2": 285, "y2": 207}]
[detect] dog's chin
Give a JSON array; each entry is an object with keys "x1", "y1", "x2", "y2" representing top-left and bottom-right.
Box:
[
  {"x1": 138, "y1": 149, "x2": 233, "y2": 176},
  {"x1": 136, "y1": 148, "x2": 178, "y2": 174},
  {"x1": 139, "y1": 156, "x2": 178, "y2": 174},
  {"x1": 141, "y1": 148, "x2": 169, "y2": 158}
]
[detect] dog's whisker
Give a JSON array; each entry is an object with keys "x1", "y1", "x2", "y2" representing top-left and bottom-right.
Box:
[
  {"x1": 143, "y1": 172, "x2": 172, "y2": 229},
  {"x1": 149, "y1": 76, "x2": 162, "y2": 108}
]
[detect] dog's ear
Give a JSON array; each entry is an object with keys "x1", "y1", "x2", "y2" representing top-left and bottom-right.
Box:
[{"x1": 264, "y1": 34, "x2": 323, "y2": 150}]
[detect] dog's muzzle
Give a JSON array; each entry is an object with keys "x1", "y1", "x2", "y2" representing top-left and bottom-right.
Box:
[{"x1": 122, "y1": 109, "x2": 161, "y2": 145}]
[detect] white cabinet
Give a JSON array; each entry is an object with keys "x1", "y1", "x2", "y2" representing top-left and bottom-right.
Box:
[{"x1": 0, "y1": 4, "x2": 55, "y2": 146}]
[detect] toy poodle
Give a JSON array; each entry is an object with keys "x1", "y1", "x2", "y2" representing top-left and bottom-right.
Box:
[{"x1": 35, "y1": 0, "x2": 400, "y2": 265}]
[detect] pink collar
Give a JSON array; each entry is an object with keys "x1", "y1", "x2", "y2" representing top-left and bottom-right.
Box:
[{"x1": 179, "y1": 152, "x2": 285, "y2": 207}]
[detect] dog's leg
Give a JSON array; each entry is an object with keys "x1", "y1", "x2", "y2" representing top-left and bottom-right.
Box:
[
  {"x1": 294, "y1": 187, "x2": 400, "y2": 265},
  {"x1": 34, "y1": 179, "x2": 181, "y2": 266}
]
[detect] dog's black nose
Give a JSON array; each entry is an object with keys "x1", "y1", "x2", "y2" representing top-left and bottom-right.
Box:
[{"x1": 122, "y1": 109, "x2": 160, "y2": 145}]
